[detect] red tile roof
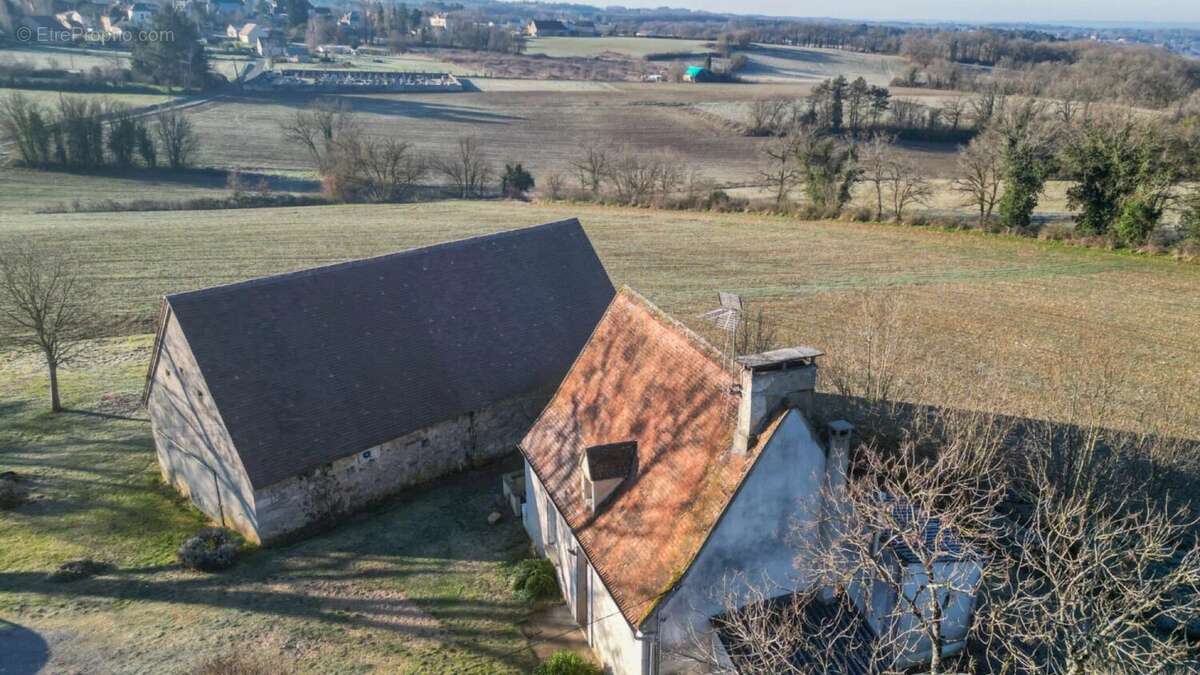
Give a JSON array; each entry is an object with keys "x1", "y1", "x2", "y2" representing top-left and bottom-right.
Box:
[{"x1": 521, "y1": 288, "x2": 763, "y2": 628}]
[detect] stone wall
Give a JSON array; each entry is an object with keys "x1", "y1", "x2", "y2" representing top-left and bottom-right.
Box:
[
  {"x1": 253, "y1": 387, "x2": 552, "y2": 543},
  {"x1": 148, "y1": 311, "x2": 261, "y2": 541}
]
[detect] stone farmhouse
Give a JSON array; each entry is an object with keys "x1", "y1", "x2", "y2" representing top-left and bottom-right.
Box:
[
  {"x1": 143, "y1": 220, "x2": 614, "y2": 544},
  {"x1": 519, "y1": 288, "x2": 980, "y2": 674}
]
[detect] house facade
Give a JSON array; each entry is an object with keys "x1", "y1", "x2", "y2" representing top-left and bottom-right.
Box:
[
  {"x1": 520, "y1": 288, "x2": 851, "y2": 674},
  {"x1": 145, "y1": 219, "x2": 614, "y2": 544},
  {"x1": 527, "y1": 19, "x2": 567, "y2": 37}
]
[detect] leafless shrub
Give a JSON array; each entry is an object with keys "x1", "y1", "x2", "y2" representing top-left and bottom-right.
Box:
[
  {"x1": 733, "y1": 306, "x2": 777, "y2": 357},
  {"x1": 331, "y1": 136, "x2": 427, "y2": 202},
  {"x1": 532, "y1": 172, "x2": 562, "y2": 201},
  {"x1": 822, "y1": 291, "x2": 916, "y2": 412},
  {"x1": 570, "y1": 139, "x2": 609, "y2": 194},
  {"x1": 607, "y1": 147, "x2": 659, "y2": 205},
  {"x1": 435, "y1": 135, "x2": 494, "y2": 199},
  {"x1": 745, "y1": 97, "x2": 789, "y2": 136}
]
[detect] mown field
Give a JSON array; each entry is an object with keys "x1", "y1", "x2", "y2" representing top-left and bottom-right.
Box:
[
  {"x1": 2, "y1": 200, "x2": 1198, "y2": 671},
  {"x1": 1, "y1": 200, "x2": 1195, "y2": 431}
]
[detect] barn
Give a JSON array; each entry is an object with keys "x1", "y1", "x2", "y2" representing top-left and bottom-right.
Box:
[{"x1": 143, "y1": 219, "x2": 614, "y2": 544}]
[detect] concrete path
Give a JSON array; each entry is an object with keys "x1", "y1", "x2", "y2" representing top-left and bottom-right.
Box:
[{"x1": 520, "y1": 601, "x2": 595, "y2": 664}]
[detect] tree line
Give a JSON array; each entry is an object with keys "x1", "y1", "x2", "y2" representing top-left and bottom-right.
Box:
[
  {"x1": 898, "y1": 37, "x2": 1200, "y2": 110},
  {"x1": 0, "y1": 92, "x2": 198, "y2": 170},
  {"x1": 746, "y1": 77, "x2": 982, "y2": 142},
  {"x1": 749, "y1": 89, "x2": 1200, "y2": 250},
  {"x1": 280, "y1": 99, "x2": 535, "y2": 202}
]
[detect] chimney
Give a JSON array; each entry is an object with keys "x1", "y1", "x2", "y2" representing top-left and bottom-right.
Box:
[
  {"x1": 732, "y1": 346, "x2": 823, "y2": 454},
  {"x1": 825, "y1": 420, "x2": 853, "y2": 494}
]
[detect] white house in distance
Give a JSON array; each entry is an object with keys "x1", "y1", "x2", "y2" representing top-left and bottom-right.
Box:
[{"x1": 519, "y1": 288, "x2": 980, "y2": 674}]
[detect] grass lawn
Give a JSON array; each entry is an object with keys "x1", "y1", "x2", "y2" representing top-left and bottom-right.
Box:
[
  {"x1": 0, "y1": 336, "x2": 542, "y2": 673},
  {"x1": 0, "y1": 166, "x2": 237, "y2": 214},
  {"x1": 0, "y1": 45, "x2": 130, "y2": 71},
  {"x1": 0, "y1": 86, "x2": 177, "y2": 108}
]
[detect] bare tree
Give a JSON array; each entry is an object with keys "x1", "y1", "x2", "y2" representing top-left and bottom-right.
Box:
[
  {"x1": 541, "y1": 171, "x2": 566, "y2": 200},
  {"x1": 939, "y1": 96, "x2": 967, "y2": 131},
  {"x1": 570, "y1": 139, "x2": 610, "y2": 195},
  {"x1": 436, "y1": 135, "x2": 493, "y2": 198},
  {"x1": 0, "y1": 243, "x2": 95, "y2": 413},
  {"x1": 745, "y1": 97, "x2": 788, "y2": 136},
  {"x1": 607, "y1": 148, "x2": 658, "y2": 205},
  {"x1": 653, "y1": 152, "x2": 685, "y2": 202},
  {"x1": 977, "y1": 362, "x2": 1200, "y2": 675},
  {"x1": 982, "y1": 451, "x2": 1200, "y2": 675},
  {"x1": 279, "y1": 97, "x2": 357, "y2": 175},
  {"x1": 0, "y1": 92, "x2": 52, "y2": 166},
  {"x1": 681, "y1": 576, "x2": 878, "y2": 674},
  {"x1": 733, "y1": 305, "x2": 777, "y2": 357},
  {"x1": 758, "y1": 134, "x2": 800, "y2": 207},
  {"x1": 330, "y1": 135, "x2": 427, "y2": 202},
  {"x1": 887, "y1": 156, "x2": 932, "y2": 222},
  {"x1": 798, "y1": 408, "x2": 1012, "y2": 675},
  {"x1": 155, "y1": 109, "x2": 198, "y2": 169},
  {"x1": 968, "y1": 86, "x2": 1007, "y2": 129},
  {"x1": 822, "y1": 291, "x2": 916, "y2": 410},
  {"x1": 859, "y1": 132, "x2": 896, "y2": 221},
  {"x1": 953, "y1": 128, "x2": 1004, "y2": 227}
]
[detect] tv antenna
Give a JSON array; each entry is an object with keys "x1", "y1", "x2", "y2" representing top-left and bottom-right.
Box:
[{"x1": 699, "y1": 291, "x2": 742, "y2": 365}]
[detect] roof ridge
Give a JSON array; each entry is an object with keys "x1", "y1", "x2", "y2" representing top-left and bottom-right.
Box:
[
  {"x1": 615, "y1": 286, "x2": 731, "y2": 376},
  {"x1": 166, "y1": 218, "x2": 582, "y2": 303}
]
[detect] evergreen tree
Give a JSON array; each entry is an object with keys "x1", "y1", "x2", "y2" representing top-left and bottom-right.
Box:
[{"x1": 130, "y1": 7, "x2": 208, "y2": 90}]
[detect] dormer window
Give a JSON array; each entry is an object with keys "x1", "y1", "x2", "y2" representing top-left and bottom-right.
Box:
[{"x1": 581, "y1": 441, "x2": 636, "y2": 514}]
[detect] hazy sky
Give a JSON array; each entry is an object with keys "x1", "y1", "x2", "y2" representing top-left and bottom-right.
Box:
[{"x1": 614, "y1": 0, "x2": 1200, "y2": 25}]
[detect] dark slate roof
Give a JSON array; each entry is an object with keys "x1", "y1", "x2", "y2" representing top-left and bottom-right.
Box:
[
  {"x1": 533, "y1": 19, "x2": 566, "y2": 29},
  {"x1": 584, "y1": 441, "x2": 636, "y2": 481},
  {"x1": 161, "y1": 219, "x2": 614, "y2": 489}
]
